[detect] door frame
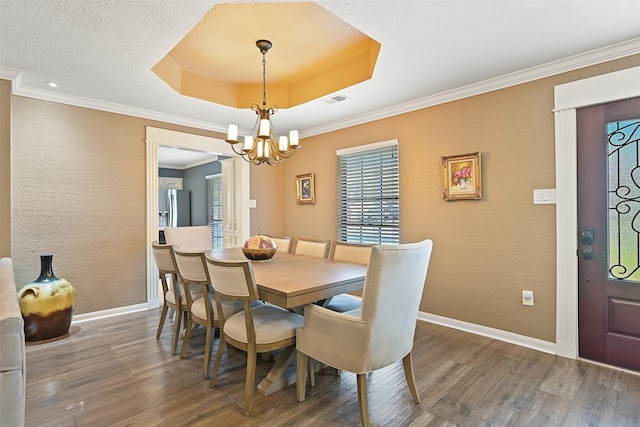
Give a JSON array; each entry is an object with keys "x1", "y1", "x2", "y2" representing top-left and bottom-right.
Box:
[
  {"x1": 145, "y1": 126, "x2": 250, "y2": 308},
  {"x1": 554, "y1": 66, "x2": 640, "y2": 358}
]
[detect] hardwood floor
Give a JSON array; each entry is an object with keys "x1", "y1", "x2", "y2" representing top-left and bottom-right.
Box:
[{"x1": 24, "y1": 309, "x2": 640, "y2": 426}]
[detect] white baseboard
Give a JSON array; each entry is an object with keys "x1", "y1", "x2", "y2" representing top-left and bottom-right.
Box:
[
  {"x1": 418, "y1": 311, "x2": 557, "y2": 356},
  {"x1": 71, "y1": 304, "x2": 558, "y2": 356},
  {"x1": 71, "y1": 303, "x2": 150, "y2": 324}
]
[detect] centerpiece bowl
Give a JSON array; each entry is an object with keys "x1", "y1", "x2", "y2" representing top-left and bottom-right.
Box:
[{"x1": 242, "y1": 234, "x2": 278, "y2": 261}]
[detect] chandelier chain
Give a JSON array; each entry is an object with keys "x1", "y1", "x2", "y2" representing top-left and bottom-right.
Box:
[{"x1": 262, "y1": 54, "x2": 267, "y2": 107}]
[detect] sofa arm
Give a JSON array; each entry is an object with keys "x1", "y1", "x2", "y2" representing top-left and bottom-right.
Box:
[{"x1": 0, "y1": 258, "x2": 26, "y2": 427}]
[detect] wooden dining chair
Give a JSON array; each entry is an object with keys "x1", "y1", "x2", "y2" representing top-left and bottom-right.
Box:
[
  {"x1": 296, "y1": 239, "x2": 434, "y2": 427},
  {"x1": 266, "y1": 235, "x2": 293, "y2": 253},
  {"x1": 291, "y1": 237, "x2": 331, "y2": 258},
  {"x1": 164, "y1": 225, "x2": 212, "y2": 252},
  {"x1": 323, "y1": 241, "x2": 373, "y2": 312},
  {"x1": 173, "y1": 249, "x2": 244, "y2": 380},
  {"x1": 151, "y1": 241, "x2": 188, "y2": 355},
  {"x1": 205, "y1": 256, "x2": 304, "y2": 416}
]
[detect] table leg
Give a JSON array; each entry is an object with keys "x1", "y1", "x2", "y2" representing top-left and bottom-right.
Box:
[{"x1": 256, "y1": 345, "x2": 297, "y2": 396}]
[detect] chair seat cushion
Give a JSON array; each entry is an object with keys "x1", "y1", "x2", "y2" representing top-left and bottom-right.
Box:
[
  {"x1": 164, "y1": 283, "x2": 201, "y2": 307},
  {"x1": 325, "y1": 294, "x2": 362, "y2": 313},
  {"x1": 224, "y1": 304, "x2": 304, "y2": 345},
  {"x1": 191, "y1": 297, "x2": 244, "y2": 321}
]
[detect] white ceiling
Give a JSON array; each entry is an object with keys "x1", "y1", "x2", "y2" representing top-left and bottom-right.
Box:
[
  {"x1": 1, "y1": 0, "x2": 640, "y2": 148},
  {"x1": 157, "y1": 146, "x2": 220, "y2": 170}
]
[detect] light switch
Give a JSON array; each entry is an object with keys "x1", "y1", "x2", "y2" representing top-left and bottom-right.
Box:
[
  {"x1": 533, "y1": 189, "x2": 556, "y2": 205},
  {"x1": 249, "y1": 199, "x2": 257, "y2": 208}
]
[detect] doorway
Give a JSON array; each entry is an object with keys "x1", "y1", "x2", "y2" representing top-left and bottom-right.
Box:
[
  {"x1": 145, "y1": 126, "x2": 250, "y2": 307},
  {"x1": 577, "y1": 97, "x2": 640, "y2": 371},
  {"x1": 554, "y1": 65, "x2": 640, "y2": 364}
]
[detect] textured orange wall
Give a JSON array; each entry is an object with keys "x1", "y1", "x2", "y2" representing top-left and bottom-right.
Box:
[
  {"x1": 280, "y1": 55, "x2": 640, "y2": 342},
  {"x1": 249, "y1": 163, "x2": 284, "y2": 237},
  {"x1": 8, "y1": 96, "x2": 281, "y2": 314}
]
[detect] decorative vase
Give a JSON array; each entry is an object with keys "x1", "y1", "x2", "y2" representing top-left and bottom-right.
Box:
[
  {"x1": 17, "y1": 255, "x2": 77, "y2": 341},
  {"x1": 460, "y1": 180, "x2": 467, "y2": 190},
  {"x1": 242, "y1": 234, "x2": 278, "y2": 261}
]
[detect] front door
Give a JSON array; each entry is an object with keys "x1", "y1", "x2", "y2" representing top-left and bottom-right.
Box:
[{"x1": 577, "y1": 96, "x2": 640, "y2": 371}]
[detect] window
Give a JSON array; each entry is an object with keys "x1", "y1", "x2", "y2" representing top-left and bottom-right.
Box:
[
  {"x1": 207, "y1": 174, "x2": 224, "y2": 249},
  {"x1": 337, "y1": 140, "x2": 399, "y2": 244}
]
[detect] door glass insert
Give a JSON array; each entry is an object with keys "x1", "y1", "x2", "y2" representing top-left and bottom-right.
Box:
[{"x1": 608, "y1": 118, "x2": 640, "y2": 281}]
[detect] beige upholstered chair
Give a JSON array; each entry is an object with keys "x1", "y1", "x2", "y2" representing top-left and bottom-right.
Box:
[
  {"x1": 152, "y1": 241, "x2": 188, "y2": 355},
  {"x1": 267, "y1": 235, "x2": 293, "y2": 253},
  {"x1": 291, "y1": 237, "x2": 331, "y2": 258},
  {"x1": 324, "y1": 241, "x2": 373, "y2": 312},
  {"x1": 173, "y1": 249, "x2": 243, "y2": 379},
  {"x1": 164, "y1": 225, "x2": 212, "y2": 252},
  {"x1": 206, "y1": 256, "x2": 304, "y2": 416},
  {"x1": 296, "y1": 239, "x2": 434, "y2": 427}
]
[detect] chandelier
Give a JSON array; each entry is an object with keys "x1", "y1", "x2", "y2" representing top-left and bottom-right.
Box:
[{"x1": 225, "y1": 40, "x2": 300, "y2": 165}]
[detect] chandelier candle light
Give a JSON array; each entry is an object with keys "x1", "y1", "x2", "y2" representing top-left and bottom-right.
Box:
[{"x1": 226, "y1": 40, "x2": 300, "y2": 165}]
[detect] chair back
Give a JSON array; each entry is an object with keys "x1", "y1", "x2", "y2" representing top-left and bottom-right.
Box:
[
  {"x1": 164, "y1": 225, "x2": 212, "y2": 252},
  {"x1": 329, "y1": 241, "x2": 372, "y2": 265},
  {"x1": 205, "y1": 257, "x2": 259, "y2": 302},
  {"x1": 292, "y1": 238, "x2": 331, "y2": 258},
  {"x1": 173, "y1": 249, "x2": 209, "y2": 285},
  {"x1": 267, "y1": 236, "x2": 293, "y2": 253},
  {"x1": 359, "y1": 240, "x2": 433, "y2": 368},
  {"x1": 152, "y1": 241, "x2": 179, "y2": 274}
]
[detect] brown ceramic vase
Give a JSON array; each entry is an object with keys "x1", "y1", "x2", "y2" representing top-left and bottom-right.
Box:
[{"x1": 17, "y1": 255, "x2": 77, "y2": 341}]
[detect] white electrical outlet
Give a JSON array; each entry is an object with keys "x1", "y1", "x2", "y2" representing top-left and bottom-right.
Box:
[{"x1": 522, "y1": 290, "x2": 534, "y2": 306}]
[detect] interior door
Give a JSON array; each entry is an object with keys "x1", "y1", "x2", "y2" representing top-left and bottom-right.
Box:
[{"x1": 577, "y1": 96, "x2": 640, "y2": 371}]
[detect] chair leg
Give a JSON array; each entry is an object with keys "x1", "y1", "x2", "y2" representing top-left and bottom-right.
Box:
[
  {"x1": 296, "y1": 350, "x2": 308, "y2": 402},
  {"x1": 170, "y1": 307, "x2": 183, "y2": 355},
  {"x1": 356, "y1": 373, "x2": 371, "y2": 427},
  {"x1": 244, "y1": 349, "x2": 257, "y2": 416},
  {"x1": 156, "y1": 303, "x2": 168, "y2": 340},
  {"x1": 203, "y1": 325, "x2": 213, "y2": 379},
  {"x1": 180, "y1": 315, "x2": 194, "y2": 359},
  {"x1": 307, "y1": 358, "x2": 315, "y2": 387},
  {"x1": 210, "y1": 334, "x2": 226, "y2": 388},
  {"x1": 402, "y1": 352, "x2": 421, "y2": 404}
]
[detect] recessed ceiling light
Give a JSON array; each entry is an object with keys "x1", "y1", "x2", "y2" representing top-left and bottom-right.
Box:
[{"x1": 45, "y1": 81, "x2": 58, "y2": 88}]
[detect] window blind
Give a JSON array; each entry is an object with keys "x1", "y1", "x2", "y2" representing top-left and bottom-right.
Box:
[
  {"x1": 337, "y1": 142, "x2": 399, "y2": 244},
  {"x1": 207, "y1": 174, "x2": 224, "y2": 249}
]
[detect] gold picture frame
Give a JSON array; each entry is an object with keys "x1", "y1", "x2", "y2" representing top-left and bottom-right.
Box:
[
  {"x1": 442, "y1": 152, "x2": 482, "y2": 200},
  {"x1": 296, "y1": 173, "x2": 316, "y2": 205}
]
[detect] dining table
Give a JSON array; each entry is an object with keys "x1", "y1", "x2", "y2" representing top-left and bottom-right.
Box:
[{"x1": 207, "y1": 247, "x2": 367, "y2": 396}]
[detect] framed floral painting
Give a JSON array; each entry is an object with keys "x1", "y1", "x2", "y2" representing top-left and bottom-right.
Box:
[
  {"x1": 442, "y1": 152, "x2": 482, "y2": 200},
  {"x1": 296, "y1": 173, "x2": 316, "y2": 205}
]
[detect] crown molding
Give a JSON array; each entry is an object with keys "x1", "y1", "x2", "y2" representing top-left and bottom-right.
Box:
[
  {"x1": 2, "y1": 37, "x2": 639, "y2": 138},
  {"x1": 0, "y1": 69, "x2": 228, "y2": 134},
  {"x1": 301, "y1": 37, "x2": 640, "y2": 138}
]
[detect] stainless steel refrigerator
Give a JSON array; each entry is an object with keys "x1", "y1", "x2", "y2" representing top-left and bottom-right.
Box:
[{"x1": 159, "y1": 189, "x2": 191, "y2": 227}]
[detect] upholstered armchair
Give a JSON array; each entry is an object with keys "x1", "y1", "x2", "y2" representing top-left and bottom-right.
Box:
[
  {"x1": 324, "y1": 241, "x2": 372, "y2": 312},
  {"x1": 296, "y1": 239, "x2": 433, "y2": 427},
  {"x1": 151, "y1": 241, "x2": 187, "y2": 355},
  {"x1": 174, "y1": 249, "x2": 244, "y2": 380},
  {"x1": 164, "y1": 225, "x2": 212, "y2": 252},
  {"x1": 266, "y1": 235, "x2": 293, "y2": 253},
  {"x1": 206, "y1": 256, "x2": 304, "y2": 416},
  {"x1": 291, "y1": 237, "x2": 331, "y2": 258}
]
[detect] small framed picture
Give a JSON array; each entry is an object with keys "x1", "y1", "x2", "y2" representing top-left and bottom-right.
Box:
[
  {"x1": 442, "y1": 152, "x2": 482, "y2": 200},
  {"x1": 296, "y1": 173, "x2": 315, "y2": 205}
]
